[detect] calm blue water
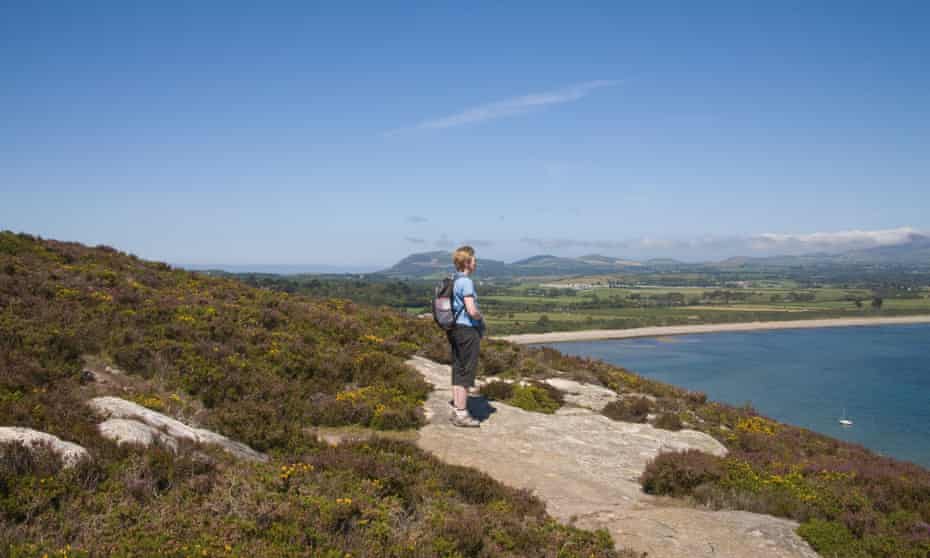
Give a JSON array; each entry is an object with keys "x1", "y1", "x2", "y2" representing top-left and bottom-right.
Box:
[{"x1": 542, "y1": 324, "x2": 930, "y2": 468}]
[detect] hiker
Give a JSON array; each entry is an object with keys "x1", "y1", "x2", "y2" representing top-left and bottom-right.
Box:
[{"x1": 448, "y1": 245, "x2": 486, "y2": 427}]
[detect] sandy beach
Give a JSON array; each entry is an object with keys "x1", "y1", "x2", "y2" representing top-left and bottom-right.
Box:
[{"x1": 496, "y1": 315, "x2": 930, "y2": 345}]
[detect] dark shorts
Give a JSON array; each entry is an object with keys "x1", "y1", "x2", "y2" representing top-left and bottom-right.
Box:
[{"x1": 448, "y1": 326, "x2": 480, "y2": 387}]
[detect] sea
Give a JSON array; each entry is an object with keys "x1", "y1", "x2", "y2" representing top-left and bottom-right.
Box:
[{"x1": 540, "y1": 323, "x2": 930, "y2": 468}]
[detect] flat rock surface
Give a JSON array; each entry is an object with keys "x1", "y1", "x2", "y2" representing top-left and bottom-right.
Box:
[
  {"x1": 0, "y1": 426, "x2": 90, "y2": 467},
  {"x1": 88, "y1": 396, "x2": 267, "y2": 462},
  {"x1": 408, "y1": 356, "x2": 819, "y2": 558}
]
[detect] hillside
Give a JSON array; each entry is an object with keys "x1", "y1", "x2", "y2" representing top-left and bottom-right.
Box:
[
  {"x1": 3, "y1": 231, "x2": 930, "y2": 557},
  {"x1": 0, "y1": 232, "x2": 632, "y2": 557}
]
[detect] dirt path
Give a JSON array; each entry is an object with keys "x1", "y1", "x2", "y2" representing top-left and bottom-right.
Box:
[
  {"x1": 408, "y1": 356, "x2": 820, "y2": 558},
  {"x1": 496, "y1": 315, "x2": 930, "y2": 345}
]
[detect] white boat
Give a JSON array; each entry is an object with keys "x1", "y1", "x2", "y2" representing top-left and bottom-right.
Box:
[{"x1": 839, "y1": 408, "x2": 853, "y2": 426}]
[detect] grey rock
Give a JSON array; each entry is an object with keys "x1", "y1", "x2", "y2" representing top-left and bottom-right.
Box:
[
  {"x1": 87, "y1": 396, "x2": 267, "y2": 462},
  {"x1": 0, "y1": 427, "x2": 90, "y2": 467},
  {"x1": 407, "y1": 356, "x2": 819, "y2": 558},
  {"x1": 97, "y1": 418, "x2": 178, "y2": 451}
]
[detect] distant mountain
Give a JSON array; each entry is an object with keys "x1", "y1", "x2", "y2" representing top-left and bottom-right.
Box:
[
  {"x1": 720, "y1": 234, "x2": 930, "y2": 268},
  {"x1": 380, "y1": 235, "x2": 930, "y2": 280},
  {"x1": 837, "y1": 233, "x2": 930, "y2": 264},
  {"x1": 377, "y1": 251, "x2": 648, "y2": 279},
  {"x1": 377, "y1": 251, "x2": 511, "y2": 278},
  {"x1": 578, "y1": 254, "x2": 644, "y2": 267}
]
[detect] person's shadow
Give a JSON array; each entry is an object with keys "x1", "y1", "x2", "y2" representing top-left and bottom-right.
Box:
[{"x1": 467, "y1": 395, "x2": 497, "y2": 422}]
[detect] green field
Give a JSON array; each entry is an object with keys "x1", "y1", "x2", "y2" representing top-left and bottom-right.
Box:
[
  {"x1": 480, "y1": 281, "x2": 930, "y2": 334},
  {"x1": 230, "y1": 269, "x2": 930, "y2": 335}
]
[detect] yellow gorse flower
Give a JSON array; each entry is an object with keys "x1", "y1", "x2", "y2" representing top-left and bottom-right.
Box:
[
  {"x1": 736, "y1": 415, "x2": 779, "y2": 436},
  {"x1": 279, "y1": 462, "x2": 314, "y2": 481}
]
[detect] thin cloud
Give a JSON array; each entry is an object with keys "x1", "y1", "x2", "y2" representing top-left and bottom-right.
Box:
[
  {"x1": 432, "y1": 234, "x2": 494, "y2": 250},
  {"x1": 405, "y1": 215, "x2": 428, "y2": 224},
  {"x1": 389, "y1": 80, "x2": 616, "y2": 134},
  {"x1": 404, "y1": 236, "x2": 426, "y2": 244},
  {"x1": 750, "y1": 227, "x2": 920, "y2": 251},
  {"x1": 520, "y1": 237, "x2": 630, "y2": 252},
  {"x1": 434, "y1": 233, "x2": 454, "y2": 249}
]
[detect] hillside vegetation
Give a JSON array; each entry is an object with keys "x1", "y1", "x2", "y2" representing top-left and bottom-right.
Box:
[
  {"x1": 2, "y1": 231, "x2": 929, "y2": 557},
  {"x1": 0, "y1": 232, "x2": 630, "y2": 557}
]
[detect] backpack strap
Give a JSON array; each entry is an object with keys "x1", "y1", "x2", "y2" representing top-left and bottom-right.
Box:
[{"x1": 451, "y1": 272, "x2": 467, "y2": 326}]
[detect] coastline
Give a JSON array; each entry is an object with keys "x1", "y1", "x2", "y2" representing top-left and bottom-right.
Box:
[{"x1": 495, "y1": 315, "x2": 930, "y2": 345}]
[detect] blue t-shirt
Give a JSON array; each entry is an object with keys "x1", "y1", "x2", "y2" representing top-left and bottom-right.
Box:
[{"x1": 452, "y1": 272, "x2": 481, "y2": 328}]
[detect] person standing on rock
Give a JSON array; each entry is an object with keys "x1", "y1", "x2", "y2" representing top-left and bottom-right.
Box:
[{"x1": 448, "y1": 245, "x2": 486, "y2": 427}]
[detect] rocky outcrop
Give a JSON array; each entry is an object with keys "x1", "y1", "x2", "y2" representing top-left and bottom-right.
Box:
[
  {"x1": 87, "y1": 396, "x2": 267, "y2": 462},
  {"x1": 0, "y1": 427, "x2": 90, "y2": 467},
  {"x1": 98, "y1": 418, "x2": 179, "y2": 451},
  {"x1": 407, "y1": 356, "x2": 819, "y2": 558}
]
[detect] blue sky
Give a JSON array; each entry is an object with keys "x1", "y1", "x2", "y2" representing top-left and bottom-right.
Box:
[{"x1": 2, "y1": 1, "x2": 928, "y2": 269}]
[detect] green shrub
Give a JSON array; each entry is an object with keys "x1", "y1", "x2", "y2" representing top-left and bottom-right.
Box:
[
  {"x1": 508, "y1": 383, "x2": 561, "y2": 414},
  {"x1": 797, "y1": 519, "x2": 868, "y2": 558}
]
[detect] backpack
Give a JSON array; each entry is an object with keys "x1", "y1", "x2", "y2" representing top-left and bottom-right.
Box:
[{"x1": 432, "y1": 275, "x2": 465, "y2": 331}]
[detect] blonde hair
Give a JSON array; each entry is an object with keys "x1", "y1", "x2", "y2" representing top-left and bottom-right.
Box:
[{"x1": 452, "y1": 245, "x2": 475, "y2": 272}]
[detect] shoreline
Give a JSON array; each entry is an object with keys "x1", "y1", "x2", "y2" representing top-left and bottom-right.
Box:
[{"x1": 495, "y1": 315, "x2": 930, "y2": 345}]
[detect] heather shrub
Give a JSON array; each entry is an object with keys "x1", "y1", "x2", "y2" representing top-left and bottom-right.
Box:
[
  {"x1": 532, "y1": 380, "x2": 565, "y2": 407},
  {"x1": 685, "y1": 390, "x2": 708, "y2": 405},
  {"x1": 0, "y1": 441, "x2": 62, "y2": 480},
  {"x1": 653, "y1": 412, "x2": 683, "y2": 431},
  {"x1": 479, "y1": 380, "x2": 515, "y2": 401},
  {"x1": 603, "y1": 396, "x2": 652, "y2": 423},
  {"x1": 640, "y1": 449, "x2": 724, "y2": 497},
  {"x1": 479, "y1": 340, "x2": 520, "y2": 376}
]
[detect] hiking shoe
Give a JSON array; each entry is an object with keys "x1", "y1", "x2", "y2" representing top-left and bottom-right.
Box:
[{"x1": 449, "y1": 410, "x2": 480, "y2": 427}]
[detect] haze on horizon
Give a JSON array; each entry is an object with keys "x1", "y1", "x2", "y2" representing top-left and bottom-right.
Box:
[{"x1": 2, "y1": 2, "x2": 928, "y2": 269}]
